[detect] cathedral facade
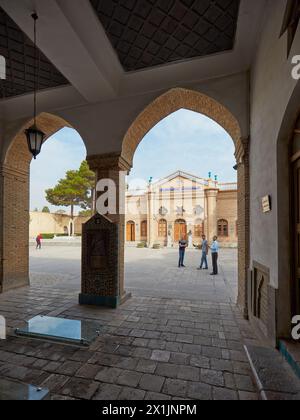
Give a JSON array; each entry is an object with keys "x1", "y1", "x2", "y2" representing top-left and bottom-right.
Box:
[{"x1": 125, "y1": 171, "x2": 237, "y2": 248}]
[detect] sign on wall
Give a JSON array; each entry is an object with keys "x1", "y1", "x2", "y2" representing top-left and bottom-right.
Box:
[{"x1": 262, "y1": 195, "x2": 271, "y2": 213}]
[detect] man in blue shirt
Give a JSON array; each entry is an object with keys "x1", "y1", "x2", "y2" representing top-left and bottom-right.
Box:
[
  {"x1": 210, "y1": 236, "x2": 219, "y2": 276},
  {"x1": 198, "y1": 235, "x2": 208, "y2": 270}
]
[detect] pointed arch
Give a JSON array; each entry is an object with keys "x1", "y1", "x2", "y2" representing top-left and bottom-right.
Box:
[
  {"x1": 4, "y1": 112, "x2": 73, "y2": 173},
  {"x1": 122, "y1": 87, "x2": 242, "y2": 165}
]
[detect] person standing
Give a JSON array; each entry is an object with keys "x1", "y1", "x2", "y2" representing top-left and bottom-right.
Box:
[
  {"x1": 178, "y1": 236, "x2": 188, "y2": 268},
  {"x1": 210, "y1": 236, "x2": 219, "y2": 276},
  {"x1": 36, "y1": 233, "x2": 42, "y2": 250},
  {"x1": 198, "y1": 235, "x2": 208, "y2": 270}
]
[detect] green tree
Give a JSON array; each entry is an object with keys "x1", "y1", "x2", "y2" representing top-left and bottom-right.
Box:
[
  {"x1": 45, "y1": 161, "x2": 95, "y2": 219},
  {"x1": 42, "y1": 206, "x2": 50, "y2": 213},
  {"x1": 78, "y1": 209, "x2": 93, "y2": 217},
  {"x1": 78, "y1": 161, "x2": 96, "y2": 211}
]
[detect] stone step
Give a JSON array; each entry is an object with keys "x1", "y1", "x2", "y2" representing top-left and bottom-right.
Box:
[{"x1": 244, "y1": 345, "x2": 300, "y2": 400}]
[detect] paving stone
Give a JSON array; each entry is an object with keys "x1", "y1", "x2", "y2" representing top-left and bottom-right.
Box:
[
  {"x1": 202, "y1": 346, "x2": 222, "y2": 359},
  {"x1": 165, "y1": 342, "x2": 184, "y2": 352},
  {"x1": 130, "y1": 330, "x2": 145, "y2": 338},
  {"x1": 115, "y1": 357, "x2": 138, "y2": 370},
  {"x1": 234, "y1": 374, "x2": 255, "y2": 392},
  {"x1": 182, "y1": 344, "x2": 202, "y2": 355},
  {"x1": 187, "y1": 381, "x2": 212, "y2": 400},
  {"x1": 132, "y1": 347, "x2": 152, "y2": 359},
  {"x1": 95, "y1": 366, "x2": 123, "y2": 384},
  {"x1": 211, "y1": 358, "x2": 233, "y2": 372},
  {"x1": 201, "y1": 369, "x2": 224, "y2": 387},
  {"x1": 177, "y1": 365, "x2": 200, "y2": 381},
  {"x1": 176, "y1": 334, "x2": 194, "y2": 344},
  {"x1": 69, "y1": 350, "x2": 94, "y2": 363},
  {"x1": 133, "y1": 338, "x2": 149, "y2": 347},
  {"x1": 144, "y1": 331, "x2": 161, "y2": 339},
  {"x1": 238, "y1": 391, "x2": 259, "y2": 400},
  {"x1": 93, "y1": 384, "x2": 122, "y2": 400},
  {"x1": 155, "y1": 363, "x2": 178, "y2": 379},
  {"x1": 151, "y1": 350, "x2": 171, "y2": 363},
  {"x1": 224, "y1": 372, "x2": 236, "y2": 390},
  {"x1": 146, "y1": 392, "x2": 172, "y2": 400},
  {"x1": 62, "y1": 378, "x2": 99, "y2": 400},
  {"x1": 194, "y1": 336, "x2": 212, "y2": 346},
  {"x1": 41, "y1": 374, "x2": 69, "y2": 393},
  {"x1": 136, "y1": 359, "x2": 157, "y2": 374},
  {"x1": 163, "y1": 379, "x2": 188, "y2": 398},
  {"x1": 213, "y1": 387, "x2": 238, "y2": 400},
  {"x1": 169, "y1": 352, "x2": 190, "y2": 365},
  {"x1": 190, "y1": 355, "x2": 210, "y2": 369},
  {"x1": 76, "y1": 364, "x2": 103, "y2": 380},
  {"x1": 57, "y1": 361, "x2": 82, "y2": 376},
  {"x1": 230, "y1": 350, "x2": 247, "y2": 362},
  {"x1": 118, "y1": 387, "x2": 146, "y2": 400},
  {"x1": 116, "y1": 370, "x2": 142, "y2": 387},
  {"x1": 148, "y1": 339, "x2": 167, "y2": 350},
  {"x1": 139, "y1": 374, "x2": 165, "y2": 392}
]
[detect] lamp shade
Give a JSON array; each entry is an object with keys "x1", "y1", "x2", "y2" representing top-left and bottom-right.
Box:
[{"x1": 25, "y1": 126, "x2": 45, "y2": 159}]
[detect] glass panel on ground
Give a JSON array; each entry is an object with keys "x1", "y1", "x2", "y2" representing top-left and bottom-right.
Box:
[
  {"x1": 0, "y1": 378, "x2": 49, "y2": 401},
  {"x1": 15, "y1": 316, "x2": 101, "y2": 346}
]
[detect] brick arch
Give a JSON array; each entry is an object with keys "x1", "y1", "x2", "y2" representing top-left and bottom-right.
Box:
[
  {"x1": 122, "y1": 88, "x2": 242, "y2": 165},
  {"x1": 0, "y1": 112, "x2": 82, "y2": 293},
  {"x1": 122, "y1": 87, "x2": 249, "y2": 317},
  {"x1": 4, "y1": 112, "x2": 72, "y2": 173}
]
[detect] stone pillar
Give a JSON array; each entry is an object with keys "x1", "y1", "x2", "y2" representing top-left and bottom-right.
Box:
[
  {"x1": 0, "y1": 164, "x2": 30, "y2": 293},
  {"x1": 83, "y1": 153, "x2": 132, "y2": 307},
  {"x1": 235, "y1": 139, "x2": 250, "y2": 319},
  {"x1": 205, "y1": 186, "x2": 218, "y2": 241},
  {"x1": 147, "y1": 187, "x2": 155, "y2": 248}
]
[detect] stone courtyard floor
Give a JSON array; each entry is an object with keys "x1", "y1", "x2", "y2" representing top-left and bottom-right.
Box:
[{"x1": 0, "y1": 246, "x2": 261, "y2": 400}]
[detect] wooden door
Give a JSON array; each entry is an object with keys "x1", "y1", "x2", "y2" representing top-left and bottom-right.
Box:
[
  {"x1": 174, "y1": 220, "x2": 187, "y2": 242},
  {"x1": 126, "y1": 222, "x2": 135, "y2": 242},
  {"x1": 293, "y1": 159, "x2": 300, "y2": 314}
]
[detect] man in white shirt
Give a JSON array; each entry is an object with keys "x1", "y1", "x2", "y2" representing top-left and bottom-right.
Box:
[{"x1": 210, "y1": 236, "x2": 219, "y2": 276}]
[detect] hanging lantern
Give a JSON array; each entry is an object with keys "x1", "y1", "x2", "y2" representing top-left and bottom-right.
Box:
[
  {"x1": 25, "y1": 126, "x2": 45, "y2": 159},
  {"x1": 25, "y1": 13, "x2": 45, "y2": 159}
]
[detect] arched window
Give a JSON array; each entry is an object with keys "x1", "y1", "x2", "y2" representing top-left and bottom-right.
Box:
[
  {"x1": 194, "y1": 219, "x2": 204, "y2": 237},
  {"x1": 158, "y1": 219, "x2": 167, "y2": 237},
  {"x1": 218, "y1": 219, "x2": 229, "y2": 237},
  {"x1": 141, "y1": 220, "x2": 147, "y2": 237}
]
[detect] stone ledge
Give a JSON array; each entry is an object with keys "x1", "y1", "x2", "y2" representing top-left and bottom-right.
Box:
[{"x1": 244, "y1": 345, "x2": 300, "y2": 400}]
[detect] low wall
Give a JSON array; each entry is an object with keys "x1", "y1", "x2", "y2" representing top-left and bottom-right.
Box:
[{"x1": 29, "y1": 212, "x2": 90, "y2": 238}]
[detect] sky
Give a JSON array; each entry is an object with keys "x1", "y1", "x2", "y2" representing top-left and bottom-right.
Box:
[{"x1": 30, "y1": 109, "x2": 237, "y2": 212}]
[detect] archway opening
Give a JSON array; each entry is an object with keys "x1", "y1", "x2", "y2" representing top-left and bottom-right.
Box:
[
  {"x1": 123, "y1": 94, "x2": 244, "y2": 305},
  {"x1": 2, "y1": 114, "x2": 93, "y2": 294}
]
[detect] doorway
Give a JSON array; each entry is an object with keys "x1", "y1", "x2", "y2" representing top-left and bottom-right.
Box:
[
  {"x1": 174, "y1": 219, "x2": 187, "y2": 242},
  {"x1": 126, "y1": 221, "x2": 136, "y2": 242}
]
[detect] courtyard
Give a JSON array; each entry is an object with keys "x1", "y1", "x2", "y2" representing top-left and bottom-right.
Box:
[
  {"x1": 30, "y1": 246, "x2": 238, "y2": 303},
  {"x1": 0, "y1": 245, "x2": 261, "y2": 400}
]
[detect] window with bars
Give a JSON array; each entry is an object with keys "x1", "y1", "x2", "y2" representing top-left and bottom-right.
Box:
[
  {"x1": 194, "y1": 221, "x2": 204, "y2": 237},
  {"x1": 218, "y1": 219, "x2": 229, "y2": 237}
]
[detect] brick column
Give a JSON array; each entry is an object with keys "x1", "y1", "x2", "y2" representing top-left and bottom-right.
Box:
[
  {"x1": 86, "y1": 153, "x2": 132, "y2": 307},
  {"x1": 205, "y1": 186, "x2": 218, "y2": 241},
  {"x1": 0, "y1": 164, "x2": 30, "y2": 293},
  {"x1": 235, "y1": 139, "x2": 250, "y2": 319}
]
